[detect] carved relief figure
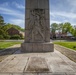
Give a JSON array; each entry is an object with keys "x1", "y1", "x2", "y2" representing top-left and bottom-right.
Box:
[{"x1": 27, "y1": 9, "x2": 46, "y2": 42}]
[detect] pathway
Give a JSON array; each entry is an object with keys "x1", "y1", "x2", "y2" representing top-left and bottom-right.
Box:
[{"x1": 0, "y1": 45, "x2": 76, "y2": 75}]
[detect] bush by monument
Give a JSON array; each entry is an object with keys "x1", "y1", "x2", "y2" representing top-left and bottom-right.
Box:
[{"x1": 10, "y1": 35, "x2": 21, "y2": 40}]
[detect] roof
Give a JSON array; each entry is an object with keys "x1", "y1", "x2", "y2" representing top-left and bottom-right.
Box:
[{"x1": 67, "y1": 32, "x2": 73, "y2": 36}]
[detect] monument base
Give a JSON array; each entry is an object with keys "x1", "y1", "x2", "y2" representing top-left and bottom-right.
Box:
[{"x1": 21, "y1": 42, "x2": 54, "y2": 52}]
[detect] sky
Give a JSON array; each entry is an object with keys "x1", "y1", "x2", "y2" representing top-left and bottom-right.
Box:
[{"x1": 0, "y1": 0, "x2": 76, "y2": 28}]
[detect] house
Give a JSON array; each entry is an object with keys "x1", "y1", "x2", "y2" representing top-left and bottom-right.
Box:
[
  {"x1": 51, "y1": 31, "x2": 73, "y2": 40},
  {"x1": 61, "y1": 32, "x2": 73, "y2": 39},
  {"x1": 57, "y1": 32, "x2": 73, "y2": 40},
  {"x1": 19, "y1": 31, "x2": 25, "y2": 37},
  {"x1": 7, "y1": 27, "x2": 24, "y2": 38}
]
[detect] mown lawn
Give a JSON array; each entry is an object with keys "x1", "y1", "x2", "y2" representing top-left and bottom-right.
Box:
[
  {"x1": 54, "y1": 42, "x2": 76, "y2": 51},
  {"x1": 0, "y1": 41, "x2": 21, "y2": 50}
]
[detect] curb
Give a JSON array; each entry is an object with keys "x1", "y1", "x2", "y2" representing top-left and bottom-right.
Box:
[{"x1": 54, "y1": 44, "x2": 76, "y2": 62}]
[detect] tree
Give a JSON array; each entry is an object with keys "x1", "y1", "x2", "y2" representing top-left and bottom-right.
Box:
[
  {"x1": 74, "y1": 29, "x2": 76, "y2": 37},
  {"x1": 0, "y1": 29, "x2": 5, "y2": 39},
  {"x1": 0, "y1": 29, "x2": 5, "y2": 36},
  {"x1": 0, "y1": 35, "x2": 4, "y2": 39},
  {"x1": 0, "y1": 29, "x2": 10, "y2": 39},
  {"x1": 58, "y1": 23, "x2": 63, "y2": 33},
  {"x1": 51, "y1": 23, "x2": 58, "y2": 33},
  {"x1": 51, "y1": 23, "x2": 58, "y2": 38},
  {"x1": 62, "y1": 22, "x2": 72, "y2": 33},
  {"x1": 2, "y1": 23, "x2": 24, "y2": 32},
  {"x1": 57, "y1": 23, "x2": 64, "y2": 38},
  {"x1": 73, "y1": 26, "x2": 76, "y2": 37},
  {"x1": 0, "y1": 15, "x2": 5, "y2": 26}
]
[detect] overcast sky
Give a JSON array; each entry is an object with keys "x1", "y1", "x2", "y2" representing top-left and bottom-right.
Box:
[{"x1": 0, "y1": 0, "x2": 76, "y2": 28}]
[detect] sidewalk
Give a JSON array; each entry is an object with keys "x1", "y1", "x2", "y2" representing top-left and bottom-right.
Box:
[{"x1": 0, "y1": 47, "x2": 76, "y2": 75}]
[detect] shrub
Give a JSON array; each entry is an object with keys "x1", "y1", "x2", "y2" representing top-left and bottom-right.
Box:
[
  {"x1": 0, "y1": 29, "x2": 9, "y2": 39},
  {"x1": 10, "y1": 35, "x2": 21, "y2": 39},
  {"x1": 0, "y1": 35, "x2": 4, "y2": 39},
  {"x1": 4, "y1": 35, "x2": 10, "y2": 39}
]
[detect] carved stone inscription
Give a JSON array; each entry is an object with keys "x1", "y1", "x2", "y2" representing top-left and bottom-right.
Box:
[{"x1": 26, "y1": 9, "x2": 48, "y2": 42}]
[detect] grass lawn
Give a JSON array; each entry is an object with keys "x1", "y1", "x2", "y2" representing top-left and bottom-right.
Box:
[
  {"x1": 0, "y1": 41, "x2": 21, "y2": 50},
  {"x1": 54, "y1": 42, "x2": 76, "y2": 51}
]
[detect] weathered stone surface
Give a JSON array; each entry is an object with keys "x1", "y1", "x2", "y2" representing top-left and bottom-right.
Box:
[
  {"x1": 25, "y1": 0, "x2": 50, "y2": 43},
  {"x1": 25, "y1": 57, "x2": 49, "y2": 72},
  {"x1": 0, "y1": 49, "x2": 76, "y2": 74},
  {"x1": 21, "y1": 0, "x2": 54, "y2": 52},
  {"x1": 21, "y1": 43, "x2": 54, "y2": 52}
]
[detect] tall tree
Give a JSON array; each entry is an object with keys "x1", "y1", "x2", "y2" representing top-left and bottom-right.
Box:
[
  {"x1": 58, "y1": 23, "x2": 63, "y2": 33},
  {"x1": 51, "y1": 23, "x2": 58, "y2": 33},
  {"x1": 0, "y1": 15, "x2": 5, "y2": 26},
  {"x1": 73, "y1": 26, "x2": 76, "y2": 37},
  {"x1": 62, "y1": 22, "x2": 72, "y2": 33},
  {"x1": 50, "y1": 23, "x2": 58, "y2": 38}
]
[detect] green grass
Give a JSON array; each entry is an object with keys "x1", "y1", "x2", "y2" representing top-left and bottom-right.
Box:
[
  {"x1": 54, "y1": 42, "x2": 76, "y2": 51},
  {"x1": 0, "y1": 42, "x2": 21, "y2": 50}
]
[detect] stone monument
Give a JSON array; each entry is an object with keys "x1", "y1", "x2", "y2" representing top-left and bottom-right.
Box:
[{"x1": 21, "y1": 0, "x2": 54, "y2": 52}]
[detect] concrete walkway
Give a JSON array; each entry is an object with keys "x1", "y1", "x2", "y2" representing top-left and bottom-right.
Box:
[{"x1": 0, "y1": 46, "x2": 76, "y2": 75}]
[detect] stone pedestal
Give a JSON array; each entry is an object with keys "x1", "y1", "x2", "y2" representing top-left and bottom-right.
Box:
[
  {"x1": 21, "y1": 42, "x2": 54, "y2": 52},
  {"x1": 21, "y1": 0, "x2": 54, "y2": 52}
]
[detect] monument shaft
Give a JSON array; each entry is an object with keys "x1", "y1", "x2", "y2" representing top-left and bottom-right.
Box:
[{"x1": 21, "y1": 0, "x2": 54, "y2": 52}]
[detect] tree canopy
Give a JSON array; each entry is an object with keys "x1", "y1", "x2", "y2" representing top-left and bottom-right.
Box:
[
  {"x1": 50, "y1": 22, "x2": 76, "y2": 38},
  {"x1": 2, "y1": 23, "x2": 24, "y2": 32},
  {"x1": 0, "y1": 15, "x2": 24, "y2": 39}
]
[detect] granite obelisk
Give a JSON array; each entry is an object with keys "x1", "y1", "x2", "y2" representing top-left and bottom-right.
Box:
[{"x1": 21, "y1": 0, "x2": 54, "y2": 52}]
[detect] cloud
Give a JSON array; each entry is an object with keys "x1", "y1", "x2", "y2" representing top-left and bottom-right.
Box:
[
  {"x1": 9, "y1": 19, "x2": 24, "y2": 28},
  {"x1": 50, "y1": 11, "x2": 76, "y2": 19},
  {"x1": 50, "y1": 0, "x2": 76, "y2": 26},
  {"x1": 50, "y1": 20, "x2": 61, "y2": 24},
  {"x1": 0, "y1": 2, "x2": 9, "y2": 7},
  {"x1": 12, "y1": 2, "x2": 25, "y2": 9},
  {"x1": 0, "y1": 2, "x2": 25, "y2": 28},
  {"x1": 66, "y1": 0, "x2": 76, "y2": 13},
  {"x1": 50, "y1": 11, "x2": 76, "y2": 25},
  {"x1": 0, "y1": 7, "x2": 24, "y2": 18},
  {"x1": 50, "y1": 20, "x2": 76, "y2": 26},
  {"x1": 50, "y1": 20, "x2": 62, "y2": 28},
  {"x1": 67, "y1": 0, "x2": 76, "y2": 7}
]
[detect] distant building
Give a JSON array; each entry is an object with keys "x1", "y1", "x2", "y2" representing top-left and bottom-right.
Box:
[
  {"x1": 19, "y1": 31, "x2": 25, "y2": 37},
  {"x1": 60, "y1": 32, "x2": 73, "y2": 39},
  {"x1": 7, "y1": 27, "x2": 24, "y2": 38},
  {"x1": 50, "y1": 32, "x2": 73, "y2": 40}
]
